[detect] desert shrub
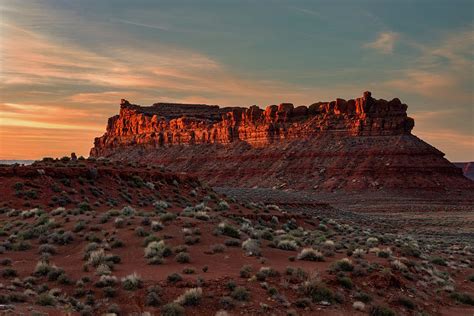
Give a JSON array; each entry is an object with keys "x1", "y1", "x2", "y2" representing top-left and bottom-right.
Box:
[
  {"x1": 211, "y1": 244, "x2": 226, "y2": 253},
  {"x1": 300, "y1": 279, "x2": 333, "y2": 303},
  {"x1": 95, "y1": 275, "x2": 118, "y2": 288},
  {"x1": 225, "y1": 239, "x2": 240, "y2": 247},
  {"x1": 366, "y1": 237, "x2": 379, "y2": 247},
  {"x1": 2, "y1": 268, "x2": 17, "y2": 278},
  {"x1": 450, "y1": 292, "x2": 474, "y2": 305},
  {"x1": 0, "y1": 258, "x2": 12, "y2": 266},
  {"x1": 332, "y1": 258, "x2": 354, "y2": 272},
  {"x1": 154, "y1": 200, "x2": 169, "y2": 210},
  {"x1": 36, "y1": 293, "x2": 55, "y2": 306},
  {"x1": 240, "y1": 265, "x2": 253, "y2": 278},
  {"x1": 175, "y1": 252, "x2": 191, "y2": 263},
  {"x1": 218, "y1": 222, "x2": 240, "y2": 239},
  {"x1": 160, "y1": 212, "x2": 177, "y2": 223},
  {"x1": 121, "y1": 206, "x2": 135, "y2": 216},
  {"x1": 195, "y1": 211, "x2": 210, "y2": 221},
  {"x1": 353, "y1": 248, "x2": 365, "y2": 258},
  {"x1": 135, "y1": 226, "x2": 148, "y2": 237},
  {"x1": 354, "y1": 291, "x2": 372, "y2": 303},
  {"x1": 34, "y1": 260, "x2": 52, "y2": 276},
  {"x1": 257, "y1": 267, "x2": 279, "y2": 280},
  {"x1": 337, "y1": 276, "x2": 353, "y2": 289},
  {"x1": 121, "y1": 273, "x2": 142, "y2": 291},
  {"x1": 353, "y1": 301, "x2": 365, "y2": 311},
  {"x1": 219, "y1": 296, "x2": 235, "y2": 310},
  {"x1": 167, "y1": 273, "x2": 183, "y2": 283},
  {"x1": 114, "y1": 217, "x2": 125, "y2": 228},
  {"x1": 242, "y1": 238, "x2": 261, "y2": 256},
  {"x1": 369, "y1": 305, "x2": 396, "y2": 316},
  {"x1": 95, "y1": 264, "x2": 111, "y2": 276},
  {"x1": 161, "y1": 302, "x2": 185, "y2": 316},
  {"x1": 231, "y1": 286, "x2": 250, "y2": 301},
  {"x1": 391, "y1": 259, "x2": 408, "y2": 271},
  {"x1": 175, "y1": 287, "x2": 202, "y2": 306},
  {"x1": 145, "y1": 291, "x2": 162, "y2": 306},
  {"x1": 216, "y1": 200, "x2": 230, "y2": 211},
  {"x1": 400, "y1": 244, "x2": 420, "y2": 258},
  {"x1": 397, "y1": 296, "x2": 415, "y2": 309},
  {"x1": 87, "y1": 249, "x2": 107, "y2": 267},
  {"x1": 107, "y1": 303, "x2": 121, "y2": 314},
  {"x1": 38, "y1": 244, "x2": 57, "y2": 255},
  {"x1": 430, "y1": 257, "x2": 447, "y2": 266},
  {"x1": 110, "y1": 239, "x2": 124, "y2": 248},
  {"x1": 277, "y1": 239, "x2": 298, "y2": 251},
  {"x1": 184, "y1": 235, "x2": 200, "y2": 245},
  {"x1": 144, "y1": 240, "x2": 171, "y2": 259},
  {"x1": 297, "y1": 248, "x2": 324, "y2": 261},
  {"x1": 151, "y1": 221, "x2": 164, "y2": 231},
  {"x1": 78, "y1": 202, "x2": 91, "y2": 212}
]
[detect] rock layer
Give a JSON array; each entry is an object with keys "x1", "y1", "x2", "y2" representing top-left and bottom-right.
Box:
[{"x1": 90, "y1": 92, "x2": 472, "y2": 192}]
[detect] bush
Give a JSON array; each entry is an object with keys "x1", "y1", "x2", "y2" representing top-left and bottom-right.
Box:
[
  {"x1": 430, "y1": 257, "x2": 447, "y2": 266},
  {"x1": 450, "y1": 292, "x2": 474, "y2": 305},
  {"x1": 397, "y1": 296, "x2": 415, "y2": 309},
  {"x1": 38, "y1": 244, "x2": 57, "y2": 255},
  {"x1": 145, "y1": 240, "x2": 171, "y2": 259},
  {"x1": 369, "y1": 305, "x2": 396, "y2": 316},
  {"x1": 300, "y1": 279, "x2": 333, "y2": 303},
  {"x1": 167, "y1": 273, "x2": 183, "y2": 283},
  {"x1": 174, "y1": 287, "x2": 202, "y2": 306},
  {"x1": 219, "y1": 296, "x2": 235, "y2": 310},
  {"x1": 175, "y1": 252, "x2": 191, "y2": 263},
  {"x1": 36, "y1": 293, "x2": 55, "y2": 306},
  {"x1": 2, "y1": 268, "x2": 17, "y2": 278},
  {"x1": 297, "y1": 248, "x2": 324, "y2": 261},
  {"x1": 145, "y1": 291, "x2": 162, "y2": 306},
  {"x1": 242, "y1": 239, "x2": 261, "y2": 256},
  {"x1": 240, "y1": 265, "x2": 253, "y2": 278},
  {"x1": 337, "y1": 276, "x2": 353, "y2": 289},
  {"x1": 161, "y1": 302, "x2": 185, "y2": 316},
  {"x1": 121, "y1": 272, "x2": 143, "y2": 291},
  {"x1": 211, "y1": 244, "x2": 226, "y2": 253},
  {"x1": 277, "y1": 239, "x2": 298, "y2": 251},
  {"x1": 332, "y1": 258, "x2": 353, "y2": 272},
  {"x1": 231, "y1": 286, "x2": 250, "y2": 301},
  {"x1": 218, "y1": 222, "x2": 240, "y2": 238}
]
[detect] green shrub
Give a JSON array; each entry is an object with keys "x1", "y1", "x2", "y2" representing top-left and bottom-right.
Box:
[
  {"x1": 300, "y1": 279, "x2": 333, "y2": 303},
  {"x1": 369, "y1": 305, "x2": 396, "y2": 316},
  {"x1": 450, "y1": 292, "x2": 474, "y2": 305},
  {"x1": 175, "y1": 252, "x2": 191, "y2": 264},
  {"x1": 231, "y1": 286, "x2": 250, "y2": 301},
  {"x1": 167, "y1": 273, "x2": 183, "y2": 283},
  {"x1": 36, "y1": 293, "x2": 55, "y2": 306},
  {"x1": 397, "y1": 296, "x2": 415, "y2": 309},
  {"x1": 174, "y1": 287, "x2": 202, "y2": 306},
  {"x1": 121, "y1": 272, "x2": 143, "y2": 291},
  {"x1": 161, "y1": 303, "x2": 185, "y2": 316}
]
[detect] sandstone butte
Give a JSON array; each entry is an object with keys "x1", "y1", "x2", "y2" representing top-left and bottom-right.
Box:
[{"x1": 90, "y1": 91, "x2": 473, "y2": 192}]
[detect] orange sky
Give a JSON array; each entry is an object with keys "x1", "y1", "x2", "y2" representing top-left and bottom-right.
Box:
[{"x1": 1, "y1": 1, "x2": 473, "y2": 161}]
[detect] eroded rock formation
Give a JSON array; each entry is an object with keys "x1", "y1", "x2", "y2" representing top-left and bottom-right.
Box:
[{"x1": 90, "y1": 92, "x2": 473, "y2": 192}]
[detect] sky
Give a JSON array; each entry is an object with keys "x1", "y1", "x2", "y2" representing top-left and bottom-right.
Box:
[{"x1": 0, "y1": 0, "x2": 473, "y2": 161}]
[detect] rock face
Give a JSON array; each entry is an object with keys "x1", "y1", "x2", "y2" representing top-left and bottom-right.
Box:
[{"x1": 90, "y1": 92, "x2": 472, "y2": 191}]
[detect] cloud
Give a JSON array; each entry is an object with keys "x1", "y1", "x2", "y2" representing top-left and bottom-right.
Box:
[
  {"x1": 365, "y1": 31, "x2": 399, "y2": 54},
  {"x1": 382, "y1": 28, "x2": 473, "y2": 102}
]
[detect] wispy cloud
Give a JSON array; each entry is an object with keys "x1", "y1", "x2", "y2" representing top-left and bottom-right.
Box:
[
  {"x1": 383, "y1": 28, "x2": 473, "y2": 102},
  {"x1": 365, "y1": 31, "x2": 399, "y2": 54},
  {"x1": 288, "y1": 6, "x2": 322, "y2": 18}
]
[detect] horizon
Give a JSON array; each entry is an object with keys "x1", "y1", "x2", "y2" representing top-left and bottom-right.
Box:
[{"x1": 1, "y1": 0, "x2": 473, "y2": 161}]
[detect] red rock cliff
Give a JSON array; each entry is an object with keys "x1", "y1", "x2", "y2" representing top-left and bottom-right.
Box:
[{"x1": 90, "y1": 92, "x2": 472, "y2": 192}]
